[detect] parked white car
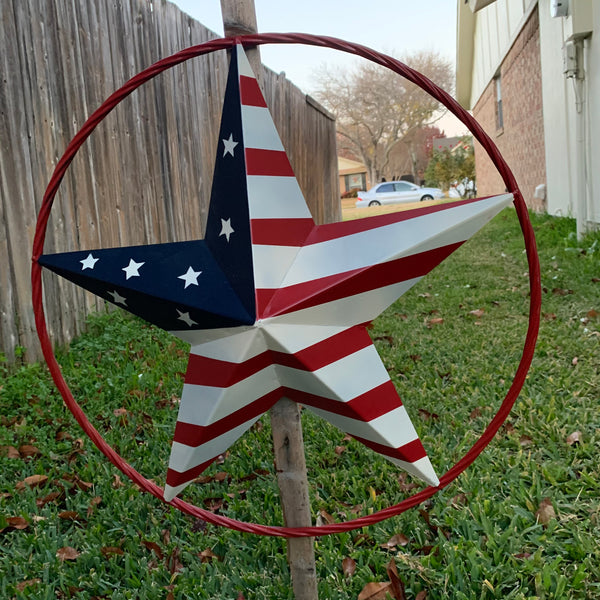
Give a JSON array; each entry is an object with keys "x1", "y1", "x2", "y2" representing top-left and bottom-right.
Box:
[{"x1": 355, "y1": 181, "x2": 444, "y2": 207}]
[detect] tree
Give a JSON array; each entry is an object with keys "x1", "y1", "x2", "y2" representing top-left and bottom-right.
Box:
[
  {"x1": 313, "y1": 52, "x2": 453, "y2": 186},
  {"x1": 385, "y1": 125, "x2": 445, "y2": 184},
  {"x1": 424, "y1": 136, "x2": 476, "y2": 196}
]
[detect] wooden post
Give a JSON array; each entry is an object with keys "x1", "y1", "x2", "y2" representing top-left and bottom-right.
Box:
[
  {"x1": 270, "y1": 399, "x2": 319, "y2": 599},
  {"x1": 220, "y1": 2, "x2": 319, "y2": 598},
  {"x1": 220, "y1": 0, "x2": 261, "y2": 73}
]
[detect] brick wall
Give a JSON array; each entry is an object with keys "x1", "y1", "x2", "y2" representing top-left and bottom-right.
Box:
[{"x1": 472, "y1": 7, "x2": 546, "y2": 211}]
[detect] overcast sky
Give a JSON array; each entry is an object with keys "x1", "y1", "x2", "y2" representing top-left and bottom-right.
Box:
[{"x1": 171, "y1": 1, "x2": 466, "y2": 135}]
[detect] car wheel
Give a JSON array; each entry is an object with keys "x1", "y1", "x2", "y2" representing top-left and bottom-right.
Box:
[
  {"x1": 368, "y1": 200, "x2": 381, "y2": 206},
  {"x1": 420, "y1": 195, "x2": 433, "y2": 202}
]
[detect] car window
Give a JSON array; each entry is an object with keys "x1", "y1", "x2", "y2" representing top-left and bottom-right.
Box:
[
  {"x1": 377, "y1": 183, "x2": 394, "y2": 193},
  {"x1": 393, "y1": 182, "x2": 414, "y2": 191}
]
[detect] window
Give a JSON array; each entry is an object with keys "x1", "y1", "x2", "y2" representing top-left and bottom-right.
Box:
[
  {"x1": 377, "y1": 183, "x2": 394, "y2": 193},
  {"x1": 345, "y1": 173, "x2": 366, "y2": 190},
  {"x1": 394, "y1": 182, "x2": 414, "y2": 192},
  {"x1": 495, "y1": 75, "x2": 504, "y2": 131}
]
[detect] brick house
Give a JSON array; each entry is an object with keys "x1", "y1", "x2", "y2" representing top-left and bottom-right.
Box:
[
  {"x1": 456, "y1": 0, "x2": 600, "y2": 236},
  {"x1": 338, "y1": 157, "x2": 370, "y2": 195}
]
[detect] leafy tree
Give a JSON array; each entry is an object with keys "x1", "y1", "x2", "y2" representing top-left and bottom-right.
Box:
[
  {"x1": 312, "y1": 52, "x2": 453, "y2": 186},
  {"x1": 424, "y1": 137, "x2": 476, "y2": 196},
  {"x1": 424, "y1": 149, "x2": 454, "y2": 190}
]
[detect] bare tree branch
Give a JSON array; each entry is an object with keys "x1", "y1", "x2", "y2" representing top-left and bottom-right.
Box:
[{"x1": 313, "y1": 52, "x2": 453, "y2": 185}]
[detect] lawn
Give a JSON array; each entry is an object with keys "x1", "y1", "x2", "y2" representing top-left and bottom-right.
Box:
[
  {"x1": 340, "y1": 196, "x2": 448, "y2": 221},
  {"x1": 1, "y1": 208, "x2": 599, "y2": 599}
]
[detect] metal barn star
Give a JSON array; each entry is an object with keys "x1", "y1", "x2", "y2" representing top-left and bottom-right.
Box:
[{"x1": 39, "y1": 45, "x2": 512, "y2": 502}]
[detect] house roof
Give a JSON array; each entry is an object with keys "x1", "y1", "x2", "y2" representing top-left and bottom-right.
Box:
[
  {"x1": 432, "y1": 136, "x2": 465, "y2": 153},
  {"x1": 338, "y1": 156, "x2": 367, "y2": 175}
]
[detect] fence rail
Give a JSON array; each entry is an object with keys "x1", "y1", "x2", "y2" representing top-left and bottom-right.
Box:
[{"x1": 0, "y1": 0, "x2": 340, "y2": 362}]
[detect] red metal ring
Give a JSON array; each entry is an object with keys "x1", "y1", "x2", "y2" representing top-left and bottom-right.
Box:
[{"x1": 31, "y1": 33, "x2": 541, "y2": 537}]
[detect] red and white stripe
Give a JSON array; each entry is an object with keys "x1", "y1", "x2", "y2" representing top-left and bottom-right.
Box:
[
  {"x1": 164, "y1": 321, "x2": 438, "y2": 501},
  {"x1": 164, "y1": 327, "x2": 277, "y2": 500},
  {"x1": 237, "y1": 46, "x2": 315, "y2": 315},
  {"x1": 163, "y1": 45, "x2": 513, "y2": 501}
]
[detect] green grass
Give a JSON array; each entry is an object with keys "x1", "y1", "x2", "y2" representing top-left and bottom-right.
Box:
[{"x1": 1, "y1": 209, "x2": 599, "y2": 599}]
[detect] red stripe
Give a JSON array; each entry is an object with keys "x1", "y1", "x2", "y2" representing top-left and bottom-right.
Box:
[
  {"x1": 174, "y1": 331, "x2": 389, "y2": 446},
  {"x1": 167, "y1": 381, "x2": 419, "y2": 487},
  {"x1": 166, "y1": 458, "x2": 215, "y2": 487},
  {"x1": 184, "y1": 351, "x2": 273, "y2": 387},
  {"x1": 256, "y1": 289, "x2": 277, "y2": 316},
  {"x1": 184, "y1": 327, "x2": 369, "y2": 386},
  {"x1": 272, "y1": 326, "x2": 372, "y2": 372},
  {"x1": 352, "y1": 436, "x2": 427, "y2": 464},
  {"x1": 245, "y1": 148, "x2": 295, "y2": 176},
  {"x1": 251, "y1": 218, "x2": 314, "y2": 246},
  {"x1": 240, "y1": 75, "x2": 267, "y2": 107},
  {"x1": 303, "y1": 196, "x2": 497, "y2": 245},
  {"x1": 285, "y1": 380, "x2": 402, "y2": 422},
  {"x1": 173, "y1": 388, "x2": 282, "y2": 447},
  {"x1": 258, "y1": 242, "x2": 463, "y2": 318}
]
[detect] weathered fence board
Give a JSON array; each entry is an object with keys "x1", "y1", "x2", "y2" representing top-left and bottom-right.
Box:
[{"x1": 0, "y1": 0, "x2": 340, "y2": 362}]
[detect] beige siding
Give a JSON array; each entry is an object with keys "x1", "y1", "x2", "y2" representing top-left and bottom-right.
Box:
[{"x1": 470, "y1": 0, "x2": 537, "y2": 106}]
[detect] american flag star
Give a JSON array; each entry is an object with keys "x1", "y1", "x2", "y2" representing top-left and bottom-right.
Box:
[{"x1": 39, "y1": 45, "x2": 513, "y2": 502}]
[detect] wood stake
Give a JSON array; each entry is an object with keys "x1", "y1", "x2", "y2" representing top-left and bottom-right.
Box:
[
  {"x1": 220, "y1": 2, "x2": 318, "y2": 598},
  {"x1": 270, "y1": 399, "x2": 319, "y2": 599},
  {"x1": 220, "y1": 0, "x2": 261, "y2": 74}
]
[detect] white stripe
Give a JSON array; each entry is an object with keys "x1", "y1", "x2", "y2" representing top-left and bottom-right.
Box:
[
  {"x1": 236, "y1": 45, "x2": 255, "y2": 78},
  {"x1": 177, "y1": 367, "x2": 279, "y2": 427},
  {"x1": 169, "y1": 325, "x2": 254, "y2": 348},
  {"x1": 168, "y1": 416, "x2": 261, "y2": 476},
  {"x1": 247, "y1": 176, "x2": 312, "y2": 219},
  {"x1": 188, "y1": 327, "x2": 267, "y2": 362},
  {"x1": 263, "y1": 278, "x2": 423, "y2": 327},
  {"x1": 387, "y1": 455, "x2": 439, "y2": 487},
  {"x1": 242, "y1": 105, "x2": 284, "y2": 151},
  {"x1": 164, "y1": 482, "x2": 190, "y2": 502},
  {"x1": 277, "y1": 345, "x2": 390, "y2": 402},
  {"x1": 261, "y1": 194, "x2": 512, "y2": 288},
  {"x1": 306, "y1": 405, "x2": 419, "y2": 448},
  {"x1": 252, "y1": 244, "x2": 301, "y2": 289},
  {"x1": 164, "y1": 483, "x2": 188, "y2": 502},
  {"x1": 261, "y1": 322, "x2": 348, "y2": 354}
]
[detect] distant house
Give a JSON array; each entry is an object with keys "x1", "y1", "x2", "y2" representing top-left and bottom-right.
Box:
[
  {"x1": 432, "y1": 136, "x2": 465, "y2": 153},
  {"x1": 456, "y1": 0, "x2": 599, "y2": 237},
  {"x1": 338, "y1": 157, "x2": 369, "y2": 194}
]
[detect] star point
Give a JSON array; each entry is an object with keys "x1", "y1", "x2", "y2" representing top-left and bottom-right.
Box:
[
  {"x1": 222, "y1": 133, "x2": 238, "y2": 157},
  {"x1": 176, "y1": 310, "x2": 197, "y2": 328},
  {"x1": 107, "y1": 290, "x2": 127, "y2": 306},
  {"x1": 80, "y1": 253, "x2": 98, "y2": 270},
  {"x1": 122, "y1": 259, "x2": 144, "y2": 279},
  {"x1": 219, "y1": 218, "x2": 234, "y2": 242},
  {"x1": 38, "y1": 44, "x2": 514, "y2": 504},
  {"x1": 178, "y1": 266, "x2": 202, "y2": 289}
]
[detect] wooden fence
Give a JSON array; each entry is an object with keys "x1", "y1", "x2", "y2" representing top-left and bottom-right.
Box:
[{"x1": 0, "y1": 0, "x2": 340, "y2": 363}]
